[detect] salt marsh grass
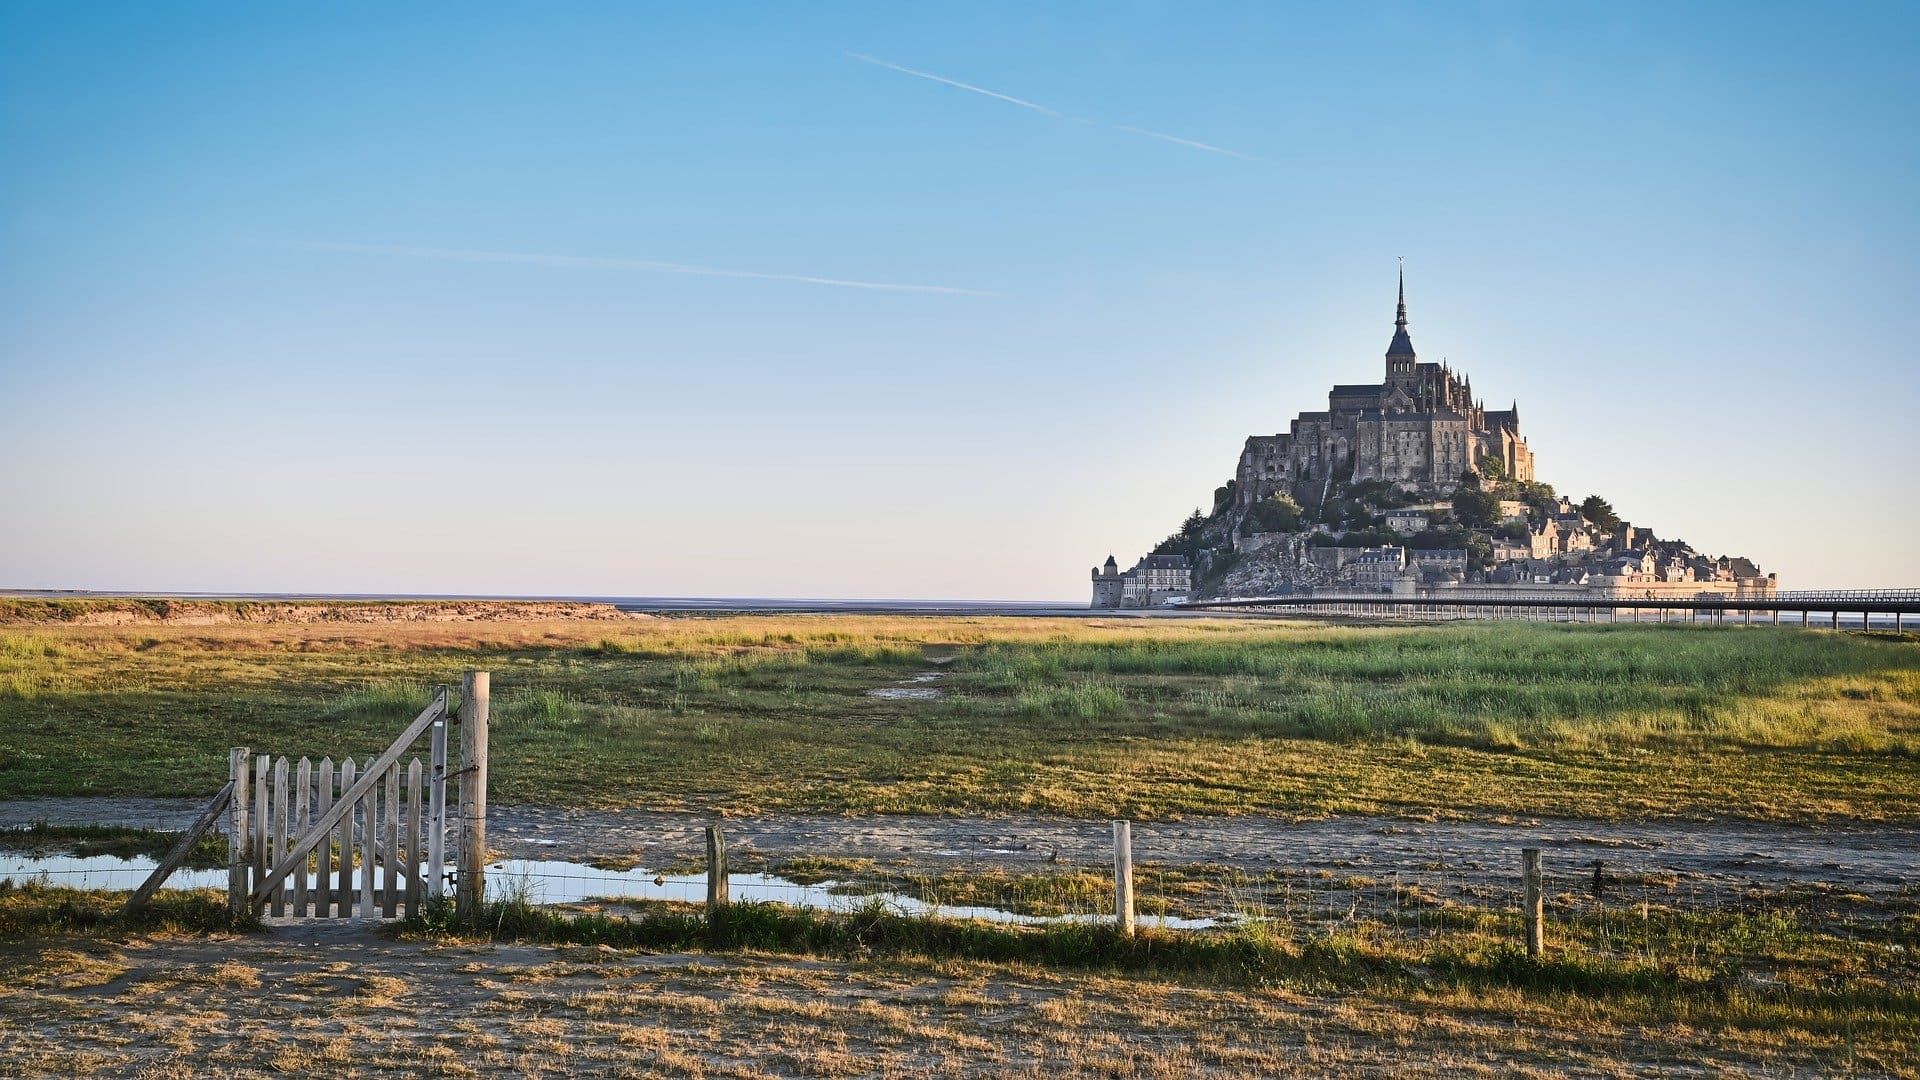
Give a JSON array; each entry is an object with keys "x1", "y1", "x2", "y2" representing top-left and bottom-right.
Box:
[{"x1": 0, "y1": 610, "x2": 1914, "y2": 821}]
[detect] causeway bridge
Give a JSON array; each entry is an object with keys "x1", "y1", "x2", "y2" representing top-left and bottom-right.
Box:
[{"x1": 1180, "y1": 589, "x2": 1920, "y2": 631}]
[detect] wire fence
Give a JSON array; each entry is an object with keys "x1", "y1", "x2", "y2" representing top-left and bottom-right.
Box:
[
  {"x1": 5, "y1": 811, "x2": 1915, "y2": 985},
  {"x1": 464, "y1": 824, "x2": 1917, "y2": 984}
]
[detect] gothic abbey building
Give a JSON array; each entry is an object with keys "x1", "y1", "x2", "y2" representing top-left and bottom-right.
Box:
[
  {"x1": 1234, "y1": 271, "x2": 1533, "y2": 510},
  {"x1": 1093, "y1": 271, "x2": 1778, "y2": 605}
]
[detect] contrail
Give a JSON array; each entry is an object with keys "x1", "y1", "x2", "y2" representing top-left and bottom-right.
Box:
[
  {"x1": 1110, "y1": 124, "x2": 1255, "y2": 160},
  {"x1": 846, "y1": 52, "x2": 1061, "y2": 117},
  {"x1": 308, "y1": 243, "x2": 996, "y2": 296},
  {"x1": 848, "y1": 52, "x2": 1253, "y2": 160}
]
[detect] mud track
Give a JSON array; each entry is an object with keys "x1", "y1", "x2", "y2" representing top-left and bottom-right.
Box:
[{"x1": 5, "y1": 798, "x2": 1912, "y2": 901}]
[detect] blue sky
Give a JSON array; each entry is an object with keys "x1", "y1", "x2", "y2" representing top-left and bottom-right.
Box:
[{"x1": 3, "y1": 3, "x2": 1915, "y2": 599}]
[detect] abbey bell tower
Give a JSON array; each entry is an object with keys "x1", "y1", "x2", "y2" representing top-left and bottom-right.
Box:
[{"x1": 1385, "y1": 263, "x2": 1417, "y2": 383}]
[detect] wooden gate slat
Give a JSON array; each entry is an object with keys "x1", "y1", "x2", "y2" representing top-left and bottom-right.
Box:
[
  {"x1": 405, "y1": 758, "x2": 423, "y2": 916},
  {"x1": 315, "y1": 758, "x2": 334, "y2": 917},
  {"x1": 252, "y1": 754, "x2": 269, "y2": 912},
  {"x1": 382, "y1": 761, "x2": 400, "y2": 918},
  {"x1": 428, "y1": 718, "x2": 447, "y2": 903},
  {"x1": 358, "y1": 757, "x2": 376, "y2": 921},
  {"x1": 336, "y1": 758, "x2": 356, "y2": 917},
  {"x1": 293, "y1": 757, "x2": 311, "y2": 916},
  {"x1": 271, "y1": 756, "x2": 289, "y2": 917}
]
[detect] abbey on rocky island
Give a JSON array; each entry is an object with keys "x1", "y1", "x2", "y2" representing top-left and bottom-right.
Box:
[
  {"x1": 1091, "y1": 268, "x2": 1777, "y2": 606},
  {"x1": 1234, "y1": 267, "x2": 1533, "y2": 511}
]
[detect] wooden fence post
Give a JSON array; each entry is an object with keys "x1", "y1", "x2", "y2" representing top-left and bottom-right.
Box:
[
  {"x1": 227, "y1": 748, "x2": 250, "y2": 917},
  {"x1": 1112, "y1": 820, "x2": 1135, "y2": 937},
  {"x1": 1522, "y1": 847, "x2": 1544, "y2": 958},
  {"x1": 706, "y1": 824, "x2": 730, "y2": 914},
  {"x1": 456, "y1": 671, "x2": 490, "y2": 918}
]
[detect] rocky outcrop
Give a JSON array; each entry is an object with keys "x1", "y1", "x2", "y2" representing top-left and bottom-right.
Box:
[{"x1": 1208, "y1": 534, "x2": 1337, "y2": 598}]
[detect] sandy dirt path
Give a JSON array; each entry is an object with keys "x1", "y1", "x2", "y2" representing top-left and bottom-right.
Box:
[{"x1": 0, "y1": 922, "x2": 1891, "y2": 1078}]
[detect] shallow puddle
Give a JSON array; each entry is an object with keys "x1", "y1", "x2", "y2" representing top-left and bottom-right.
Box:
[
  {"x1": 0, "y1": 852, "x2": 1217, "y2": 929},
  {"x1": 865, "y1": 670, "x2": 947, "y2": 699}
]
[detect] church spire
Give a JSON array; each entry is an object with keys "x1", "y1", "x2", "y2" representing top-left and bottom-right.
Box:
[{"x1": 1385, "y1": 259, "x2": 1416, "y2": 371}]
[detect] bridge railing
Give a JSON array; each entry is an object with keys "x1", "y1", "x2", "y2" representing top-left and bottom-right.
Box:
[
  {"x1": 1775, "y1": 589, "x2": 1920, "y2": 602},
  {"x1": 1186, "y1": 589, "x2": 1920, "y2": 611}
]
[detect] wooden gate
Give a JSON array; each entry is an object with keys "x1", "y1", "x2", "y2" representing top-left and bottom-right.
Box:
[
  {"x1": 229, "y1": 697, "x2": 450, "y2": 920},
  {"x1": 121, "y1": 671, "x2": 491, "y2": 921}
]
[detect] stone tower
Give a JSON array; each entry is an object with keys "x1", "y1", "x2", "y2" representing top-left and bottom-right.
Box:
[{"x1": 1090, "y1": 555, "x2": 1123, "y2": 607}]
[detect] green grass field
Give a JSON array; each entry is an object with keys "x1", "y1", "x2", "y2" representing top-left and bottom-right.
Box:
[{"x1": 1, "y1": 610, "x2": 1916, "y2": 821}]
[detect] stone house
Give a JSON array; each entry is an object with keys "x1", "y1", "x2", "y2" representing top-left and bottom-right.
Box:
[
  {"x1": 1340, "y1": 546, "x2": 1408, "y2": 591},
  {"x1": 1091, "y1": 553, "x2": 1193, "y2": 608},
  {"x1": 1410, "y1": 548, "x2": 1468, "y2": 572},
  {"x1": 1385, "y1": 508, "x2": 1430, "y2": 533},
  {"x1": 1490, "y1": 559, "x2": 1559, "y2": 586},
  {"x1": 1529, "y1": 519, "x2": 1560, "y2": 559}
]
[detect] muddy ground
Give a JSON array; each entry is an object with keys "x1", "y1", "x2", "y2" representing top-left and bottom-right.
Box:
[{"x1": 4, "y1": 798, "x2": 1913, "y2": 906}]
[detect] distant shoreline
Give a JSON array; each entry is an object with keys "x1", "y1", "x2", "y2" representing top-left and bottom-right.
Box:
[{"x1": 0, "y1": 589, "x2": 1123, "y2": 620}]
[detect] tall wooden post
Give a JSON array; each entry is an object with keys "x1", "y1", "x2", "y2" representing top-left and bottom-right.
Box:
[
  {"x1": 227, "y1": 748, "x2": 250, "y2": 917},
  {"x1": 1522, "y1": 847, "x2": 1544, "y2": 958},
  {"x1": 1112, "y1": 820, "x2": 1135, "y2": 937},
  {"x1": 457, "y1": 670, "x2": 490, "y2": 918},
  {"x1": 706, "y1": 824, "x2": 730, "y2": 914}
]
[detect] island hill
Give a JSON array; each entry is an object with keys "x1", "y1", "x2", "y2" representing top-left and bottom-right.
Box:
[{"x1": 1093, "y1": 272, "x2": 1778, "y2": 608}]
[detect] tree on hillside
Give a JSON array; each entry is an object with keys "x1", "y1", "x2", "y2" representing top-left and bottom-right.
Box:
[
  {"x1": 1476, "y1": 453, "x2": 1507, "y2": 482},
  {"x1": 1451, "y1": 486, "x2": 1500, "y2": 530},
  {"x1": 1242, "y1": 492, "x2": 1302, "y2": 534},
  {"x1": 1153, "y1": 509, "x2": 1210, "y2": 559},
  {"x1": 1510, "y1": 480, "x2": 1559, "y2": 521},
  {"x1": 1580, "y1": 495, "x2": 1621, "y2": 532},
  {"x1": 1493, "y1": 519, "x2": 1532, "y2": 543}
]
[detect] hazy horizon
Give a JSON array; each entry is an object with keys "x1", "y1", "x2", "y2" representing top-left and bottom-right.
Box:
[{"x1": 4, "y1": 4, "x2": 1916, "y2": 600}]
